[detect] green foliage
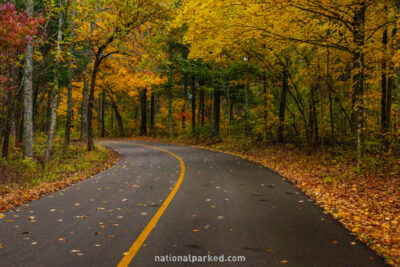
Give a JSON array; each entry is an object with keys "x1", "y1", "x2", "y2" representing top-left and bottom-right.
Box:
[{"x1": 0, "y1": 135, "x2": 110, "y2": 191}]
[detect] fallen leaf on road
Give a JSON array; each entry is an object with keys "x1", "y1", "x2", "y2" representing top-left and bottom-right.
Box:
[{"x1": 193, "y1": 229, "x2": 200, "y2": 232}]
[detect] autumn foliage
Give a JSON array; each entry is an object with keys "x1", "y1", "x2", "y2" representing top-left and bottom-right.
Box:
[{"x1": 1, "y1": 0, "x2": 400, "y2": 265}]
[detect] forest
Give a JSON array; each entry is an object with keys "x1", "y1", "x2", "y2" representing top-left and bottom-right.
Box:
[{"x1": 0, "y1": 0, "x2": 399, "y2": 265}]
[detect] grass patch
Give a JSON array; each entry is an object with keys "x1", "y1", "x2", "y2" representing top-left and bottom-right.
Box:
[{"x1": 0, "y1": 137, "x2": 119, "y2": 211}]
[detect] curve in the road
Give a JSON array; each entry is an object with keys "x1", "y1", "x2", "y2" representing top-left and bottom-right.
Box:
[{"x1": 117, "y1": 143, "x2": 185, "y2": 267}]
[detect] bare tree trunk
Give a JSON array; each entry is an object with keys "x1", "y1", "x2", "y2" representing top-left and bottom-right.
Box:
[
  {"x1": 200, "y1": 88, "x2": 205, "y2": 126},
  {"x1": 278, "y1": 67, "x2": 289, "y2": 143},
  {"x1": 168, "y1": 92, "x2": 173, "y2": 137},
  {"x1": 81, "y1": 22, "x2": 94, "y2": 142},
  {"x1": 212, "y1": 88, "x2": 221, "y2": 137},
  {"x1": 191, "y1": 75, "x2": 196, "y2": 135},
  {"x1": 100, "y1": 89, "x2": 105, "y2": 138},
  {"x1": 45, "y1": 0, "x2": 64, "y2": 162},
  {"x1": 23, "y1": 0, "x2": 34, "y2": 158},
  {"x1": 65, "y1": 9, "x2": 75, "y2": 151},
  {"x1": 327, "y1": 48, "x2": 335, "y2": 143},
  {"x1": 310, "y1": 84, "x2": 319, "y2": 146},
  {"x1": 263, "y1": 74, "x2": 268, "y2": 142},
  {"x1": 244, "y1": 81, "x2": 250, "y2": 137},
  {"x1": 45, "y1": 90, "x2": 51, "y2": 132},
  {"x1": 81, "y1": 66, "x2": 90, "y2": 141},
  {"x1": 168, "y1": 69, "x2": 173, "y2": 137},
  {"x1": 88, "y1": 55, "x2": 102, "y2": 150},
  {"x1": 150, "y1": 92, "x2": 155, "y2": 131},
  {"x1": 140, "y1": 88, "x2": 147, "y2": 136},
  {"x1": 2, "y1": 96, "x2": 13, "y2": 158},
  {"x1": 105, "y1": 86, "x2": 124, "y2": 137},
  {"x1": 352, "y1": 2, "x2": 366, "y2": 168}
]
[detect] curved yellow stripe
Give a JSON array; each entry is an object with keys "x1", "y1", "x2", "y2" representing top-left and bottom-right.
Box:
[{"x1": 117, "y1": 143, "x2": 185, "y2": 267}]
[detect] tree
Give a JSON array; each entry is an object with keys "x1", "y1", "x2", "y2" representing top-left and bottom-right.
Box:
[
  {"x1": 0, "y1": 3, "x2": 42, "y2": 158},
  {"x1": 45, "y1": 0, "x2": 66, "y2": 162},
  {"x1": 23, "y1": 0, "x2": 35, "y2": 158}
]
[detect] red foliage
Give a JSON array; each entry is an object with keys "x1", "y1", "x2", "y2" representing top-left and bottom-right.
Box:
[{"x1": 0, "y1": 3, "x2": 43, "y2": 56}]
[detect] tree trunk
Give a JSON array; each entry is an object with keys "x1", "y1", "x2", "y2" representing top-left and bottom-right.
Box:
[
  {"x1": 167, "y1": 69, "x2": 173, "y2": 137},
  {"x1": 87, "y1": 56, "x2": 101, "y2": 150},
  {"x1": 310, "y1": 85, "x2": 319, "y2": 146},
  {"x1": 81, "y1": 23, "x2": 93, "y2": 142},
  {"x1": 45, "y1": 90, "x2": 51, "y2": 132},
  {"x1": 168, "y1": 92, "x2": 173, "y2": 137},
  {"x1": 200, "y1": 88, "x2": 205, "y2": 126},
  {"x1": 140, "y1": 88, "x2": 147, "y2": 136},
  {"x1": 65, "y1": 10, "x2": 75, "y2": 150},
  {"x1": 2, "y1": 64, "x2": 17, "y2": 157},
  {"x1": 32, "y1": 85, "x2": 38, "y2": 135},
  {"x1": 45, "y1": 0, "x2": 64, "y2": 162},
  {"x1": 18, "y1": 106, "x2": 24, "y2": 145},
  {"x1": 244, "y1": 81, "x2": 250, "y2": 137},
  {"x1": 2, "y1": 70, "x2": 16, "y2": 158},
  {"x1": 263, "y1": 74, "x2": 268, "y2": 142},
  {"x1": 212, "y1": 88, "x2": 221, "y2": 137},
  {"x1": 23, "y1": 0, "x2": 34, "y2": 158},
  {"x1": 106, "y1": 87, "x2": 124, "y2": 137},
  {"x1": 101, "y1": 89, "x2": 105, "y2": 138},
  {"x1": 278, "y1": 67, "x2": 289, "y2": 143},
  {"x1": 352, "y1": 2, "x2": 366, "y2": 168},
  {"x1": 191, "y1": 75, "x2": 196, "y2": 135},
  {"x1": 150, "y1": 92, "x2": 155, "y2": 130},
  {"x1": 2, "y1": 101, "x2": 13, "y2": 158},
  {"x1": 327, "y1": 48, "x2": 335, "y2": 143}
]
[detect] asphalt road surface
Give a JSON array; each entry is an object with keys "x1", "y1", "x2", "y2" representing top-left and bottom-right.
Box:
[{"x1": 0, "y1": 140, "x2": 387, "y2": 266}]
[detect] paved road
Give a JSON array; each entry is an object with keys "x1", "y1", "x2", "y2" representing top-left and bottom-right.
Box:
[{"x1": 0, "y1": 140, "x2": 387, "y2": 266}]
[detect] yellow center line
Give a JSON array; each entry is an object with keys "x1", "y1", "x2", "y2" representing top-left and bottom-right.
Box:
[{"x1": 117, "y1": 143, "x2": 185, "y2": 267}]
